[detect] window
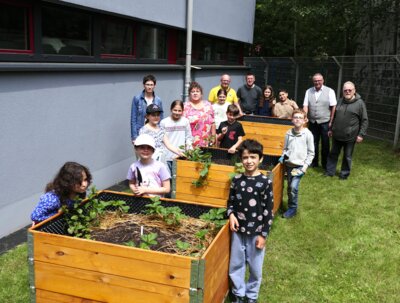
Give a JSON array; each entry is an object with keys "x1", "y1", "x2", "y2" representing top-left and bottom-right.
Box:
[
  {"x1": 0, "y1": 3, "x2": 32, "y2": 52},
  {"x1": 41, "y1": 5, "x2": 91, "y2": 55},
  {"x1": 194, "y1": 35, "x2": 213, "y2": 62},
  {"x1": 101, "y1": 19, "x2": 134, "y2": 57},
  {"x1": 137, "y1": 25, "x2": 166, "y2": 60}
]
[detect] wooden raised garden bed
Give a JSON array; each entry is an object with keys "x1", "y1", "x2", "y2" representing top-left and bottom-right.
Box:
[
  {"x1": 238, "y1": 115, "x2": 292, "y2": 156},
  {"x1": 28, "y1": 191, "x2": 229, "y2": 303},
  {"x1": 172, "y1": 147, "x2": 284, "y2": 214}
]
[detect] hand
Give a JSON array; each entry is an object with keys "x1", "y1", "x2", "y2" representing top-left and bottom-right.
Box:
[
  {"x1": 221, "y1": 127, "x2": 228, "y2": 135},
  {"x1": 255, "y1": 235, "x2": 266, "y2": 249},
  {"x1": 228, "y1": 147, "x2": 236, "y2": 154},
  {"x1": 328, "y1": 130, "x2": 333, "y2": 137},
  {"x1": 133, "y1": 185, "x2": 147, "y2": 195},
  {"x1": 356, "y1": 136, "x2": 363, "y2": 143},
  {"x1": 229, "y1": 214, "x2": 239, "y2": 232}
]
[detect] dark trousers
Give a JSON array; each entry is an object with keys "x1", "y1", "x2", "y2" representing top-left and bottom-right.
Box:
[
  {"x1": 308, "y1": 121, "x2": 330, "y2": 169},
  {"x1": 326, "y1": 138, "x2": 356, "y2": 178}
]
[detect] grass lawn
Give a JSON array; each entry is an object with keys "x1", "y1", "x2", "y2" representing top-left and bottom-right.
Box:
[{"x1": 1, "y1": 139, "x2": 399, "y2": 303}]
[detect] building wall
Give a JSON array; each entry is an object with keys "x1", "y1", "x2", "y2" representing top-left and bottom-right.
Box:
[
  {"x1": 0, "y1": 67, "x2": 248, "y2": 238},
  {"x1": 59, "y1": 0, "x2": 256, "y2": 43}
]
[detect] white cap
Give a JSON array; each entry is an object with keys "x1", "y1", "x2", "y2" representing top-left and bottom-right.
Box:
[{"x1": 134, "y1": 134, "x2": 156, "y2": 149}]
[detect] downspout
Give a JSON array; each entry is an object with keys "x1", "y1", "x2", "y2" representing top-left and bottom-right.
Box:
[{"x1": 184, "y1": 0, "x2": 194, "y2": 102}]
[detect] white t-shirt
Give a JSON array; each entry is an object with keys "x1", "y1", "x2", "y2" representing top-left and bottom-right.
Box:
[{"x1": 212, "y1": 103, "x2": 229, "y2": 129}]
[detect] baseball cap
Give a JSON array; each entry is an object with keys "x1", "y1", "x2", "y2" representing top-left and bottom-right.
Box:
[
  {"x1": 134, "y1": 134, "x2": 156, "y2": 149},
  {"x1": 146, "y1": 104, "x2": 163, "y2": 114}
]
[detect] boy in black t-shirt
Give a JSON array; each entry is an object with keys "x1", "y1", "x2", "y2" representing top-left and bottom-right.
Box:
[{"x1": 216, "y1": 104, "x2": 245, "y2": 154}]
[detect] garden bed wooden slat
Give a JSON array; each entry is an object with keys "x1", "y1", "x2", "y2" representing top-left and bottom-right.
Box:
[{"x1": 36, "y1": 289, "x2": 104, "y2": 302}]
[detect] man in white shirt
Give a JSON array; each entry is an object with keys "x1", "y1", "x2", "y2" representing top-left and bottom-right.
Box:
[{"x1": 303, "y1": 73, "x2": 336, "y2": 169}]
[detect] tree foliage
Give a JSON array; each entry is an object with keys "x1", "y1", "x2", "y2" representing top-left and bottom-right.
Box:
[{"x1": 252, "y1": 0, "x2": 398, "y2": 57}]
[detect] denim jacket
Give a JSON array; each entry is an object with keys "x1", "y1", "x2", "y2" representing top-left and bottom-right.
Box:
[{"x1": 130, "y1": 90, "x2": 164, "y2": 141}]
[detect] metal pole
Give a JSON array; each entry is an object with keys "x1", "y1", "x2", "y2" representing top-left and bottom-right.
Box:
[
  {"x1": 393, "y1": 55, "x2": 400, "y2": 149},
  {"x1": 290, "y1": 57, "x2": 299, "y2": 102},
  {"x1": 184, "y1": 0, "x2": 193, "y2": 102},
  {"x1": 260, "y1": 57, "x2": 269, "y2": 86},
  {"x1": 332, "y1": 56, "x2": 342, "y2": 100}
]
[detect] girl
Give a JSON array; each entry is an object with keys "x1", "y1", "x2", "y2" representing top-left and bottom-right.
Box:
[
  {"x1": 257, "y1": 85, "x2": 276, "y2": 116},
  {"x1": 212, "y1": 88, "x2": 230, "y2": 129},
  {"x1": 31, "y1": 162, "x2": 92, "y2": 225},
  {"x1": 127, "y1": 134, "x2": 171, "y2": 197},
  {"x1": 139, "y1": 104, "x2": 185, "y2": 164},
  {"x1": 160, "y1": 100, "x2": 193, "y2": 173}
]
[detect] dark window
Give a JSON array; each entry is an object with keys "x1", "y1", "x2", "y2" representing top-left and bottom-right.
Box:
[
  {"x1": 227, "y1": 41, "x2": 242, "y2": 64},
  {"x1": 215, "y1": 40, "x2": 227, "y2": 62},
  {"x1": 42, "y1": 5, "x2": 91, "y2": 55},
  {"x1": 101, "y1": 19, "x2": 134, "y2": 57},
  {"x1": 137, "y1": 25, "x2": 166, "y2": 59},
  {"x1": 194, "y1": 35, "x2": 213, "y2": 62},
  {"x1": 0, "y1": 3, "x2": 32, "y2": 52}
]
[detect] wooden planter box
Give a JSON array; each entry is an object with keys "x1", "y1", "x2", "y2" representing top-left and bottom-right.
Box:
[
  {"x1": 172, "y1": 148, "x2": 284, "y2": 214},
  {"x1": 28, "y1": 191, "x2": 229, "y2": 303},
  {"x1": 238, "y1": 115, "x2": 292, "y2": 156}
]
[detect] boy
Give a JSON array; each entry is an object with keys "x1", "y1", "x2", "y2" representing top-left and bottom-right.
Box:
[
  {"x1": 227, "y1": 139, "x2": 274, "y2": 303},
  {"x1": 279, "y1": 109, "x2": 314, "y2": 219},
  {"x1": 127, "y1": 134, "x2": 171, "y2": 197},
  {"x1": 216, "y1": 104, "x2": 245, "y2": 154}
]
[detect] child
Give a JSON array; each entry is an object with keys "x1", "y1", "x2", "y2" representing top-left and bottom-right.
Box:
[
  {"x1": 160, "y1": 100, "x2": 193, "y2": 174},
  {"x1": 212, "y1": 88, "x2": 229, "y2": 129},
  {"x1": 216, "y1": 104, "x2": 245, "y2": 154},
  {"x1": 227, "y1": 139, "x2": 274, "y2": 303},
  {"x1": 31, "y1": 162, "x2": 92, "y2": 225},
  {"x1": 140, "y1": 104, "x2": 185, "y2": 163},
  {"x1": 279, "y1": 109, "x2": 314, "y2": 219},
  {"x1": 127, "y1": 133, "x2": 171, "y2": 197}
]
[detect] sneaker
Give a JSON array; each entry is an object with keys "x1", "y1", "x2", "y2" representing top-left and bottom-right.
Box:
[
  {"x1": 339, "y1": 175, "x2": 348, "y2": 180},
  {"x1": 282, "y1": 208, "x2": 297, "y2": 219},
  {"x1": 247, "y1": 299, "x2": 258, "y2": 303},
  {"x1": 231, "y1": 295, "x2": 246, "y2": 303}
]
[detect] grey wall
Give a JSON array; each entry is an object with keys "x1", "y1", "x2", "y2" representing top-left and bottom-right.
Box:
[
  {"x1": 59, "y1": 0, "x2": 256, "y2": 43},
  {"x1": 0, "y1": 66, "x2": 250, "y2": 239}
]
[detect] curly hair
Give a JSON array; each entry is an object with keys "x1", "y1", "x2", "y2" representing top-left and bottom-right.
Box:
[{"x1": 45, "y1": 162, "x2": 92, "y2": 204}]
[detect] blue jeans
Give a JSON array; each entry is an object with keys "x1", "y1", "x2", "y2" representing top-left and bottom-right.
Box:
[
  {"x1": 309, "y1": 121, "x2": 330, "y2": 169},
  {"x1": 285, "y1": 166, "x2": 304, "y2": 210},
  {"x1": 229, "y1": 232, "x2": 265, "y2": 300}
]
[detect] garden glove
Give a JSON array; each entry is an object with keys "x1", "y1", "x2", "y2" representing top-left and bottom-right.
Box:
[{"x1": 278, "y1": 155, "x2": 284, "y2": 163}]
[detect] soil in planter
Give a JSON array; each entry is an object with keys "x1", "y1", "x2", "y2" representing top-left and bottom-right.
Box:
[{"x1": 90, "y1": 212, "x2": 220, "y2": 256}]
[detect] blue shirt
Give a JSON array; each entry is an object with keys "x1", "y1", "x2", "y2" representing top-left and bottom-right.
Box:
[
  {"x1": 130, "y1": 90, "x2": 163, "y2": 140},
  {"x1": 31, "y1": 191, "x2": 73, "y2": 222}
]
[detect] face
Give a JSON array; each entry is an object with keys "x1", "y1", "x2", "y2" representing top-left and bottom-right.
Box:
[
  {"x1": 73, "y1": 171, "x2": 89, "y2": 194},
  {"x1": 147, "y1": 112, "x2": 161, "y2": 125},
  {"x1": 292, "y1": 113, "x2": 305, "y2": 128},
  {"x1": 279, "y1": 91, "x2": 288, "y2": 102},
  {"x1": 343, "y1": 84, "x2": 356, "y2": 100},
  {"x1": 313, "y1": 75, "x2": 324, "y2": 90},
  {"x1": 246, "y1": 75, "x2": 255, "y2": 87},
  {"x1": 217, "y1": 93, "x2": 227, "y2": 104},
  {"x1": 190, "y1": 88, "x2": 202, "y2": 102},
  {"x1": 227, "y1": 112, "x2": 235, "y2": 123},
  {"x1": 171, "y1": 105, "x2": 183, "y2": 121},
  {"x1": 264, "y1": 88, "x2": 272, "y2": 98},
  {"x1": 135, "y1": 145, "x2": 154, "y2": 160},
  {"x1": 241, "y1": 150, "x2": 262, "y2": 175},
  {"x1": 220, "y1": 75, "x2": 231, "y2": 89},
  {"x1": 143, "y1": 80, "x2": 155, "y2": 94}
]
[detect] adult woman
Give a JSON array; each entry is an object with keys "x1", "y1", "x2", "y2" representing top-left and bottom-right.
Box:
[
  {"x1": 273, "y1": 89, "x2": 299, "y2": 119},
  {"x1": 257, "y1": 85, "x2": 276, "y2": 116},
  {"x1": 183, "y1": 82, "x2": 216, "y2": 147}
]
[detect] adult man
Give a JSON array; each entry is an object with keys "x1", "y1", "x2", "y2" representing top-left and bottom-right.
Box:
[
  {"x1": 130, "y1": 74, "x2": 164, "y2": 143},
  {"x1": 325, "y1": 81, "x2": 368, "y2": 179},
  {"x1": 303, "y1": 73, "x2": 337, "y2": 169},
  {"x1": 237, "y1": 72, "x2": 263, "y2": 115},
  {"x1": 208, "y1": 74, "x2": 243, "y2": 115}
]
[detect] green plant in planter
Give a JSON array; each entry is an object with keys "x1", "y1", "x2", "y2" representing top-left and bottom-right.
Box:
[
  {"x1": 199, "y1": 208, "x2": 227, "y2": 229},
  {"x1": 144, "y1": 196, "x2": 187, "y2": 226},
  {"x1": 62, "y1": 186, "x2": 129, "y2": 239},
  {"x1": 176, "y1": 239, "x2": 190, "y2": 251},
  {"x1": 181, "y1": 146, "x2": 212, "y2": 187},
  {"x1": 140, "y1": 232, "x2": 158, "y2": 250},
  {"x1": 229, "y1": 162, "x2": 246, "y2": 180}
]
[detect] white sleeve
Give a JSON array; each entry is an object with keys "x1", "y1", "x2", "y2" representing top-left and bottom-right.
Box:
[
  {"x1": 329, "y1": 88, "x2": 337, "y2": 106},
  {"x1": 303, "y1": 89, "x2": 309, "y2": 106}
]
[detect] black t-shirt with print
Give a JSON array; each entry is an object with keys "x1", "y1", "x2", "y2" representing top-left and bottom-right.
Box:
[{"x1": 217, "y1": 121, "x2": 245, "y2": 149}]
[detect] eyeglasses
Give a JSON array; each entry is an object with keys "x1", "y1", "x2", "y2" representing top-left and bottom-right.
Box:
[{"x1": 293, "y1": 116, "x2": 304, "y2": 119}]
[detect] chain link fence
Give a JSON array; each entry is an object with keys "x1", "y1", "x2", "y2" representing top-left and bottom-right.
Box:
[{"x1": 244, "y1": 56, "x2": 400, "y2": 148}]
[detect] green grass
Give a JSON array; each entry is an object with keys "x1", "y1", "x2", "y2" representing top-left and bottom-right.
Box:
[{"x1": 1, "y1": 139, "x2": 399, "y2": 302}]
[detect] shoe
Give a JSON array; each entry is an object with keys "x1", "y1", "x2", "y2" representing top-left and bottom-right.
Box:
[
  {"x1": 247, "y1": 298, "x2": 258, "y2": 303},
  {"x1": 282, "y1": 208, "x2": 297, "y2": 219},
  {"x1": 339, "y1": 175, "x2": 348, "y2": 180},
  {"x1": 323, "y1": 172, "x2": 333, "y2": 177},
  {"x1": 231, "y1": 295, "x2": 246, "y2": 303}
]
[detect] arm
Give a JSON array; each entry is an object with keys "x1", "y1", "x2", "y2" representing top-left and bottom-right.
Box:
[
  {"x1": 259, "y1": 178, "x2": 274, "y2": 248},
  {"x1": 227, "y1": 179, "x2": 239, "y2": 232},
  {"x1": 131, "y1": 179, "x2": 171, "y2": 196},
  {"x1": 131, "y1": 96, "x2": 138, "y2": 142},
  {"x1": 302, "y1": 131, "x2": 315, "y2": 172},
  {"x1": 163, "y1": 134, "x2": 184, "y2": 157},
  {"x1": 228, "y1": 136, "x2": 243, "y2": 154},
  {"x1": 357, "y1": 101, "x2": 369, "y2": 143},
  {"x1": 329, "y1": 105, "x2": 336, "y2": 129},
  {"x1": 31, "y1": 193, "x2": 60, "y2": 223},
  {"x1": 303, "y1": 90, "x2": 309, "y2": 113}
]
